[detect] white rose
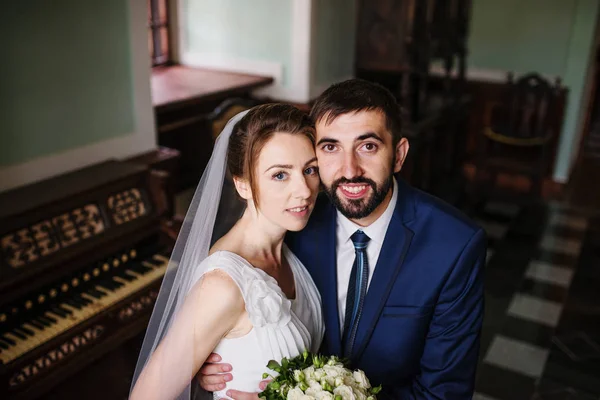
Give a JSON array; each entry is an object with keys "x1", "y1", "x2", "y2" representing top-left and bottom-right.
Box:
[
  {"x1": 288, "y1": 387, "x2": 305, "y2": 400},
  {"x1": 343, "y1": 375, "x2": 357, "y2": 388},
  {"x1": 352, "y1": 387, "x2": 367, "y2": 400},
  {"x1": 321, "y1": 375, "x2": 335, "y2": 388},
  {"x1": 352, "y1": 371, "x2": 371, "y2": 390},
  {"x1": 323, "y1": 365, "x2": 340, "y2": 377},
  {"x1": 314, "y1": 391, "x2": 334, "y2": 400},
  {"x1": 300, "y1": 396, "x2": 316, "y2": 400},
  {"x1": 333, "y1": 385, "x2": 357, "y2": 400},
  {"x1": 244, "y1": 278, "x2": 292, "y2": 327},
  {"x1": 308, "y1": 380, "x2": 323, "y2": 391},
  {"x1": 334, "y1": 377, "x2": 344, "y2": 388},
  {"x1": 303, "y1": 366, "x2": 316, "y2": 380},
  {"x1": 313, "y1": 368, "x2": 325, "y2": 380},
  {"x1": 306, "y1": 378, "x2": 319, "y2": 388}
]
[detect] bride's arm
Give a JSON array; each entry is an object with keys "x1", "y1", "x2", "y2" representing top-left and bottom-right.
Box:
[{"x1": 131, "y1": 270, "x2": 245, "y2": 400}]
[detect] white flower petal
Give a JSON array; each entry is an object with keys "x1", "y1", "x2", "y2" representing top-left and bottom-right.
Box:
[
  {"x1": 352, "y1": 370, "x2": 371, "y2": 389},
  {"x1": 288, "y1": 387, "x2": 305, "y2": 400},
  {"x1": 333, "y1": 385, "x2": 357, "y2": 400},
  {"x1": 315, "y1": 392, "x2": 334, "y2": 400}
]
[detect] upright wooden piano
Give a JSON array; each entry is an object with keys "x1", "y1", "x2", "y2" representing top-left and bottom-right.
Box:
[{"x1": 0, "y1": 159, "x2": 176, "y2": 399}]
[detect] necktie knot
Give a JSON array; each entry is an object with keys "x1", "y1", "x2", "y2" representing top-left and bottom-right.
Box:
[{"x1": 350, "y1": 230, "x2": 370, "y2": 250}]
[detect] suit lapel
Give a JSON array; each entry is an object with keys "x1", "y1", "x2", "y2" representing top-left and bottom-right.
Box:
[
  {"x1": 317, "y1": 204, "x2": 342, "y2": 356},
  {"x1": 351, "y1": 181, "x2": 415, "y2": 362}
]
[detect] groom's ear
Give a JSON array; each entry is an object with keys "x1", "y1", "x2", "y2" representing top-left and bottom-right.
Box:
[
  {"x1": 393, "y1": 137, "x2": 410, "y2": 174},
  {"x1": 233, "y1": 176, "x2": 252, "y2": 200}
]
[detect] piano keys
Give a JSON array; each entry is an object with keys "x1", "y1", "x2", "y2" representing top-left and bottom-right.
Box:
[
  {"x1": 0, "y1": 158, "x2": 178, "y2": 399},
  {"x1": 0, "y1": 249, "x2": 168, "y2": 367}
]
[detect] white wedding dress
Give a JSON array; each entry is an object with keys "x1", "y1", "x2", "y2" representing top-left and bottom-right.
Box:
[{"x1": 190, "y1": 244, "x2": 324, "y2": 400}]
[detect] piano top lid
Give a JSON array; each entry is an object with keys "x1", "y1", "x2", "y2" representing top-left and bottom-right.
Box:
[{"x1": 0, "y1": 159, "x2": 148, "y2": 221}]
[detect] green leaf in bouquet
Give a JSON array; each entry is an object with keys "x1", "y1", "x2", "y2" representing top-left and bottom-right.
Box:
[
  {"x1": 327, "y1": 355, "x2": 342, "y2": 365},
  {"x1": 322, "y1": 381, "x2": 334, "y2": 392},
  {"x1": 313, "y1": 354, "x2": 325, "y2": 368},
  {"x1": 293, "y1": 370, "x2": 305, "y2": 383},
  {"x1": 266, "y1": 360, "x2": 281, "y2": 372},
  {"x1": 279, "y1": 382, "x2": 291, "y2": 398},
  {"x1": 371, "y1": 384, "x2": 382, "y2": 394},
  {"x1": 334, "y1": 396, "x2": 343, "y2": 400}
]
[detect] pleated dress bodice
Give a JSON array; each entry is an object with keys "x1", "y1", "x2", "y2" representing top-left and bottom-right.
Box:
[{"x1": 192, "y1": 245, "x2": 324, "y2": 399}]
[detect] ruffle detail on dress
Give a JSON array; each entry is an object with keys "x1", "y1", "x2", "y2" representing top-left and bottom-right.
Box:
[{"x1": 241, "y1": 267, "x2": 292, "y2": 328}]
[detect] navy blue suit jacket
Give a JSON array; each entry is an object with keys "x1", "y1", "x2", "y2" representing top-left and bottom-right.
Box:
[{"x1": 286, "y1": 178, "x2": 486, "y2": 399}]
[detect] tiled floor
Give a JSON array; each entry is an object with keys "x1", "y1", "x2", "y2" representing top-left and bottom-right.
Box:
[
  {"x1": 485, "y1": 335, "x2": 550, "y2": 378},
  {"x1": 472, "y1": 199, "x2": 600, "y2": 400}
]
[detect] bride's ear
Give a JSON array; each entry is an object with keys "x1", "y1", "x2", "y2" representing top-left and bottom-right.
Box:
[{"x1": 233, "y1": 176, "x2": 252, "y2": 200}]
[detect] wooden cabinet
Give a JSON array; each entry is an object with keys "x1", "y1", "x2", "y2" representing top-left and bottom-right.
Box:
[
  {"x1": 151, "y1": 66, "x2": 273, "y2": 191},
  {"x1": 355, "y1": 0, "x2": 472, "y2": 122}
]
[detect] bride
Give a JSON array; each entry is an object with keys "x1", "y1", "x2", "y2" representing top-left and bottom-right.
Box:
[{"x1": 130, "y1": 104, "x2": 325, "y2": 400}]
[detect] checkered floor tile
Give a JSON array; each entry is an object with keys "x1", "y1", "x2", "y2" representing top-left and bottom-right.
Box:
[{"x1": 474, "y1": 204, "x2": 591, "y2": 400}]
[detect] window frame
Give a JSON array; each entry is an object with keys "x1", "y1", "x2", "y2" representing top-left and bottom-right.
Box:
[{"x1": 148, "y1": 0, "x2": 171, "y2": 67}]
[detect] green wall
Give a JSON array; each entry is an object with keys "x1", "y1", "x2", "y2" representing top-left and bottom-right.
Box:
[
  {"x1": 313, "y1": 0, "x2": 357, "y2": 88},
  {"x1": 0, "y1": 0, "x2": 136, "y2": 167},
  {"x1": 557, "y1": 0, "x2": 599, "y2": 181},
  {"x1": 182, "y1": 0, "x2": 293, "y2": 86},
  {"x1": 469, "y1": 0, "x2": 576, "y2": 75},
  {"x1": 468, "y1": 0, "x2": 599, "y2": 181}
]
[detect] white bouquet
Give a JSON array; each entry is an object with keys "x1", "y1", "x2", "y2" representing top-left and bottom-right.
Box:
[{"x1": 259, "y1": 350, "x2": 382, "y2": 400}]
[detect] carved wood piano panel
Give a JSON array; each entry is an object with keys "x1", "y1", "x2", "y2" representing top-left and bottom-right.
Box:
[{"x1": 0, "y1": 160, "x2": 174, "y2": 399}]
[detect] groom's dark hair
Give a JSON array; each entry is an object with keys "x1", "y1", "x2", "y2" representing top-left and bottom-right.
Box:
[{"x1": 310, "y1": 78, "x2": 404, "y2": 146}]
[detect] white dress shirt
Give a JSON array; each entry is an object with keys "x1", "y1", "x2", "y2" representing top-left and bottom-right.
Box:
[{"x1": 335, "y1": 178, "x2": 398, "y2": 331}]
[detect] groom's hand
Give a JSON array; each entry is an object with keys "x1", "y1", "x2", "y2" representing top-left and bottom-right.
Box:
[
  {"x1": 196, "y1": 353, "x2": 233, "y2": 392},
  {"x1": 227, "y1": 381, "x2": 269, "y2": 400},
  {"x1": 226, "y1": 390, "x2": 260, "y2": 400},
  {"x1": 197, "y1": 353, "x2": 270, "y2": 397}
]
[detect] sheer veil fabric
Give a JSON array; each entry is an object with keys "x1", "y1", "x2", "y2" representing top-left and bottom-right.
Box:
[{"x1": 130, "y1": 110, "x2": 249, "y2": 400}]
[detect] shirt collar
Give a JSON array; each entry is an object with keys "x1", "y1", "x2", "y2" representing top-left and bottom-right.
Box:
[{"x1": 336, "y1": 177, "x2": 398, "y2": 245}]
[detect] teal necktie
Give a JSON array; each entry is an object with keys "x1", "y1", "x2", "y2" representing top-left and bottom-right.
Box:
[{"x1": 342, "y1": 230, "x2": 370, "y2": 357}]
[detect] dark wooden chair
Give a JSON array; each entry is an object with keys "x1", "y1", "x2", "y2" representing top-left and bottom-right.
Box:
[
  {"x1": 470, "y1": 72, "x2": 562, "y2": 205},
  {"x1": 157, "y1": 96, "x2": 258, "y2": 192},
  {"x1": 208, "y1": 98, "x2": 258, "y2": 142}
]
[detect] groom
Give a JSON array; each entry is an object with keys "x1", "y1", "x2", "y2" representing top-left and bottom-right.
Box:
[{"x1": 199, "y1": 79, "x2": 486, "y2": 399}]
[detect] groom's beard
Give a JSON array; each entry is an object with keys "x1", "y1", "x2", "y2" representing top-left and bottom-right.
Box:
[{"x1": 323, "y1": 174, "x2": 393, "y2": 220}]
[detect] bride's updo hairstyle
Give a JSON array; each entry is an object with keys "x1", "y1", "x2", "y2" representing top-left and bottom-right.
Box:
[{"x1": 227, "y1": 104, "x2": 315, "y2": 208}]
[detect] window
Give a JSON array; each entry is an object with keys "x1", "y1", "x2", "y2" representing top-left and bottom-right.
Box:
[{"x1": 148, "y1": 0, "x2": 170, "y2": 66}]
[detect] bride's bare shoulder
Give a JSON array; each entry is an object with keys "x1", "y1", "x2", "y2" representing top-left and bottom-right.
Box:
[
  {"x1": 191, "y1": 267, "x2": 244, "y2": 310},
  {"x1": 208, "y1": 232, "x2": 243, "y2": 256}
]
